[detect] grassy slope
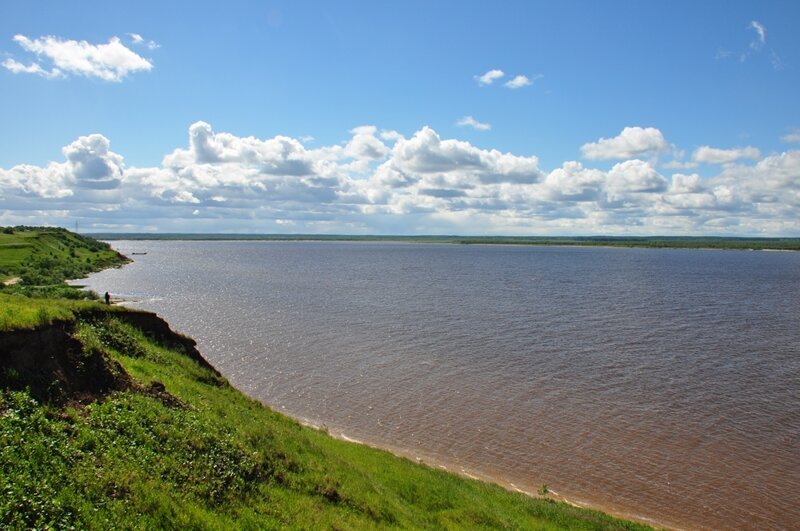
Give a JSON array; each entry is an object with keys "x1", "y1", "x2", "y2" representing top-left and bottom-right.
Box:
[
  {"x1": 0, "y1": 228, "x2": 652, "y2": 529},
  {"x1": 0, "y1": 293, "x2": 119, "y2": 331},
  {"x1": 0, "y1": 227, "x2": 126, "y2": 286},
  {"x1": 0, "y1": 227, "x2": 128, "y2": 329}
]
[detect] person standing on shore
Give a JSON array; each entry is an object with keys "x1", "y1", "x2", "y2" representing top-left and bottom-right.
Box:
[{"x1": 104, "y1": 291, "x2": 110, "y2": 305}]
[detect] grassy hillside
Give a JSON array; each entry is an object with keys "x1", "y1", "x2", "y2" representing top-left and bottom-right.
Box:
[
  {"x1": 0, "y1": 226, "x2": 127, "y2": 296},
  {"x1": 0, "y1": 292, "x2": 124, "y2": 331},
  {"x1": 0, "y1": 228, "x2": 652, "y2": 529}
]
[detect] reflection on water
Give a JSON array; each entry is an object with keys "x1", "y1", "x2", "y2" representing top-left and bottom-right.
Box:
[{"x1": 82, "y1": 241, "x2": 800, "y2": 530}]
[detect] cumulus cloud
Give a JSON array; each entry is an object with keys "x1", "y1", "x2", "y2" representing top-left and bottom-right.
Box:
[
  {"x1": 1, "y1": 122, "x2": 798, "y2": 235},
  {"x1": 456, "y1": 116, "x2": 491, "y2": 131},
  {"x1": 0, "y1": 163, "x2": 72, "y2": 199},
  {"x1": 390, "y1": 127, "x2": 542, "y2": 184},
  {"x1": 476, "y1": 69, "x2": 504, "y2": 85},
  {"x1": 692, "y1": 146, "x2": 761, "y2": 164},
  {"x1": 542, "y1": 161, "x2": 605, "y2": 201},
  {"x1": 670, "y1": 173, "x2": 703, "y2": 194},
  {"x1": 581, "y1": 127, "x2": 669, "y2": 160},
  {"x1": 504, "y1": 75, "x2": 533, "y2": 89},
  {"x1": 345, "y1": 125, "x2": 390, "y2": 160},
  {"x1": 606, "y1": 160, "x2": 668, "y2": 199},
  {"x1": 164, "y1": 121, "x2": 317, "y2": 177},
  {"x1": 63, "y1": 134, "x2": 125, "y2": 189},
  {"x1": 3, "y1": 34, "x2": 153, "y2": 81},
  {"x1": 0, "y1": 133, "x2": 125, "y2": 199}
]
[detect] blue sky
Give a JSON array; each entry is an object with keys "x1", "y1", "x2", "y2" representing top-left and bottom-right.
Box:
[{"x1": 1, "y1": 1, "x2": 798, "y2": 235}]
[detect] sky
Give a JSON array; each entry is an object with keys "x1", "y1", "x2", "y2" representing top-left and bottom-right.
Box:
[{"x1": 0, "y1": 1, "x2": 798, "y2": 235}]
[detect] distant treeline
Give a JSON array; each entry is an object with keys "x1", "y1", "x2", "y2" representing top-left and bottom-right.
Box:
[{"x1": 88, "y1": 233, "x2": 800, "y2": 250}]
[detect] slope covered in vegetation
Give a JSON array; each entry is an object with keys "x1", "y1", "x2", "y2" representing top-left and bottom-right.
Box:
[
  {"x1": 0, "y1": 228, "x2": 651, "y2": 529},
  {"x1": 0, "y1": 226, "x2": 127, "y2": 299}
]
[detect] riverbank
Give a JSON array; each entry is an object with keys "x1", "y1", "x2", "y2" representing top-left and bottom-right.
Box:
[
  {"x1": 297, "y1": 417, "x2": 669, "y2": 529},
  {"x1": 0, "y1": 227, "x2": 652, "y2": 529}
]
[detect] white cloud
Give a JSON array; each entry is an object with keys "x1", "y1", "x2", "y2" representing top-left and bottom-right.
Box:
[
  {"x1": 504, "y1": 75, "x2": 533, "y2": 89},
  {"x1": 3, "y1": 34, "x2": 153, "y2": 81},
  {"x1": 692, "y1": 146, "x2": 761, "y2": 164},
  {"x1": 345, "y1": 125, "x2": 390, "y2": 160},
  {"x1": 606, "y1": 160, "x2": 668, "y2": 198},
  {"x1": 746, "y1": 151, "x2": 800, "y2": 191},
  {"x1": 1, "y1": 122, "x2": 798, "y2": 236},
  {"x1": 781, "y1": 131, "x2": 800, "y2": 143},
  {"x1": 62, "y1": 134, "x2": 125, "y2": 189},
  {"x1": 581, "y1": 127, "x2": 669, "y2": 160},
  {"x1": 127, "y1": 33, "x2": 160, "y2": 50},
  {"x1": 164, "y1": 121, "x2": 317, "y2": 176},
  {"x1": 709, "y1": 151, "x2": 800, "y2": 211},
  {"x1": 543, "y1": 161, "x2": 605, "y2": 201},
  {"x1": 661, "y1": 159, "x2": 698, "y2": 170},
  {"x1": 670, "y1": 173, "x2": 703, "y2": 194},
  {"x1": 734, "y1": 20, "x2": 776, "y2": 66},
  {"x1": 390, "y1": 126, "x2": 542, "y2": 184},
  {"x1": 0, "y1": 163, "x2": 72, "y2": 198},
  {"x1": 380, "y1": 130, "x2": 404, "y2": 142},
  {"x1": 476, "y1": 69, "x2": 504, "y2": 85},
  {"x1": 749, "y1": 21, "x2": 766, "y2": 50},
  {"x1": 0, "y1": 133, "x2": 124, "y2": 199},
  {"x1": 456, "y1": 116, "x2": 491, "y2": 131},
  {"x1": 1, "y1": 58, "x2": 61, "y2": 78}
]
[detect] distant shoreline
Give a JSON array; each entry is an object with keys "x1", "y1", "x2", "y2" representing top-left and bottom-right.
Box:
[{"x1": 86, "y1": 232, "x2": 800, "y2": 251}]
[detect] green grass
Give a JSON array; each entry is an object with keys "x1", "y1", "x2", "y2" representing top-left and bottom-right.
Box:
[
  {"x1": 1, "y1": 313, "x2": 651, "y2": 529},
  {"x1": 0, "y1": 293, "x2": 85, "y2": 331},
  {"x1": 0, "y1": 225, "x2": 128, "y2": 329},
  {"x1": 0, "y1": 226, "x2": 127, "y2": 288},
  {"x1": 0, "y1": 293, "x2": 126, "y2": 331}
]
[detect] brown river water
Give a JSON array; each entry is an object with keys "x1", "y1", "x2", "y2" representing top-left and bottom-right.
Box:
[{"x1": 81, "y1": 241, "x2": 800, "y2": 530}]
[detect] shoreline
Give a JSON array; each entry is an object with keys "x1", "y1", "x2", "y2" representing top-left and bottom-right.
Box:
[
  {"x1": 84, "y1": 242, "x2": 710, "y2": 530},
  {"x1": 62, "y1": 291, "x2": 669, "y2": 528},
  {"x1": 89, "y1": 233, "x2": 800, "y2": 252},
  {"x1": 87, "y1": 244, "x2": 692, "y2": 530},
  {"x1": 77, "y1": 278, "x2": 673, "y2": 527},
  {"x1": 292, "y1": 414, "x2": 675, "y2": 530},
  {"x1": 79, "y1": 291, "x2": 687, "y2": 531}
]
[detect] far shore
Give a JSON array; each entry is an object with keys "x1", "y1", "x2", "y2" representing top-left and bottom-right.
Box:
[{"x1": 86, "y1": 232, "x2": 800, "y2": 252}]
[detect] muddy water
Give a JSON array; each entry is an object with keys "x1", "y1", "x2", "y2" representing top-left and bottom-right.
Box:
[{"x1": 82, "y1": 241, "x2": 800, "y2": 529}]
